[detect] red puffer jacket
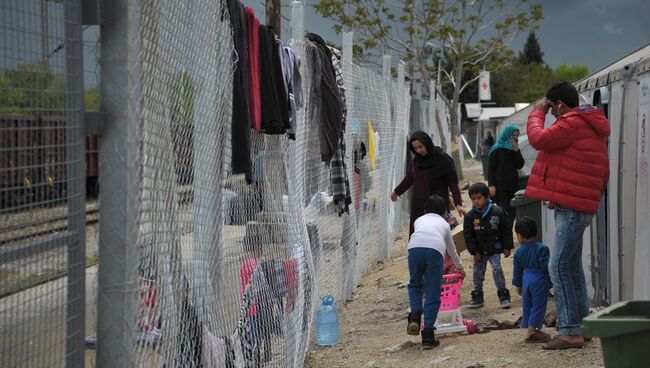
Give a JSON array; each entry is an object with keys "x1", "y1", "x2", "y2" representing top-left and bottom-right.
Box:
[{"x1": 524, "y1": 107, "x2": 610, "y2": 214}]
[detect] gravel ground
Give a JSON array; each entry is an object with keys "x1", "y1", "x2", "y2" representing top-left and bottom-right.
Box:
[{"x1": 305, "y1": 160, "x2": 605, "y2": 368}]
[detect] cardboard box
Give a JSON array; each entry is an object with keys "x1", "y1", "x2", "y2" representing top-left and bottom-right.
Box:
[{"x1": 451, "y1": 225, "x2": 466, "y2": 253}]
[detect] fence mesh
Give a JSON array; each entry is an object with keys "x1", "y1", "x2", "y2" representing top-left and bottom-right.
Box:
[
  {"x1": 1, "y1": 1, "x2": 411, "y2": 367},
  {"x1": 0, "y1": 0, "x2": 86, "y2": 366}
]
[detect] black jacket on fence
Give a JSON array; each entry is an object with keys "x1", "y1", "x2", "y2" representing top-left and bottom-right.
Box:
[
  {"x1": 305, "y1": 33, "x2": 343, "y2": 163},
  {"x1": 259, "y1": 26, "x2": 290, "y2": 135},
  {"x1": 227, "y1": 0, "x2": 252, "y2": 181},
  {"x1": 463, "y1": 203, "x2": 513, "y2": 257}
]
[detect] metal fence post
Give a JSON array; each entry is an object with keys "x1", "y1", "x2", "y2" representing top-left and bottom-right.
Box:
[
  {"x1": 382, "y1": 54, "x2": 392, "y2": 79},
  {"x1": 290, "y1": 1, "x2": 304, "y2": 40},
  {"x1": 64, "y1": 1, "x2": 86, "y2": 367},
  {"x1": 97, "y1": 0, "x2": 140, "y2": 366}
]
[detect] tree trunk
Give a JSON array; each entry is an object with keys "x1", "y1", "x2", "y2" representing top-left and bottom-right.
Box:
[
  {"x1": 449, "y1": 59, "x2": 465, "y2": 181},
  {"x1": 419, "y1": 64, "x2": 447, "y2": 152},
  {"x1": 266, "y1": 0, "x2": 281, "y2": 37}
]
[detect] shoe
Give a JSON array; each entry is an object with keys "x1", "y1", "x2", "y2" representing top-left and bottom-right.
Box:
[
  {"x1": 407, "y1": 311, "x2": 422, "y2": 336},
  {"x1": 421, "y1": 327, "x2": 440, "y2": 349},
  {"x1": 498, "y1": 289, "x2": 511, "y2": 309},
  {"x1": 468, "y1": 290, "x2": 484, "y2": 309}
]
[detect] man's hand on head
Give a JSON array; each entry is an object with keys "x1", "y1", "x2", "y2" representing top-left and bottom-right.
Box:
[{"x1": 534, "y1": 100, "x2": 551, "y2": 114}]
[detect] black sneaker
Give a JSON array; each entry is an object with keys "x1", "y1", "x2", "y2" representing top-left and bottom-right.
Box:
[
  {"x1": 421, "y1": 327, "x2": 440, "y2": 349},
  {"x1": 407, "y1": 311, "x2": 422, "y2": 336},
  {"x1": 468, "y1": 290, "x2": 484, "y2": 309},
  {"x1": 498, "y1": 289, "x2": 511, "y2": 309}
]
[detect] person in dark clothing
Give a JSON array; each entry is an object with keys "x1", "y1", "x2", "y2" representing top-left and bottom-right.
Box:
[
  {"x1": 464, "y1": 182, "x2": 513, "y2": 309},
  {"x1": 391, "y1": 131, "x2": 467, "y2": 236},
  {"x1": 483, "y1": 131, "x2": 495, "y2": 151},
  {"x1": 488, "y1": 124, "x2": 525, "y2": 223}
]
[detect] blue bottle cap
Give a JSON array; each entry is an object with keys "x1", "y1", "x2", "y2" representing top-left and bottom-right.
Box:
[{"x1": 322, "y1": 295, "x2": 335, "y2": 305}]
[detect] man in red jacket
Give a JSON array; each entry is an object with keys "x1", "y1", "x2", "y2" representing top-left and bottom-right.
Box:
[{"x1": 525, "y1": 82, "x2": 610, "y2": 350}]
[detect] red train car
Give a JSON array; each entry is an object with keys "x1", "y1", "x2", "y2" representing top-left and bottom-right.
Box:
[{"x1": 0, "y1": 115, "x2": 99, "y2": 209}]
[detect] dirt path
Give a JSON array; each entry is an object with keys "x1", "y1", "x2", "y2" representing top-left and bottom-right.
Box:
[{"x1": 305, "y1": 160, "x2": 604, "y2": 368}]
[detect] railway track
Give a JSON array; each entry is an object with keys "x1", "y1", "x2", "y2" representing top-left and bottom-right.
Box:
[{"x1": 0, "y1": 208, "x2": 99, "y2": 246}]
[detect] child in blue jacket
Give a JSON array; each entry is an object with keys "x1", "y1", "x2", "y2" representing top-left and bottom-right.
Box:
[{"x1": 512, "y1": 216, "x2": 552, "y2": 343}]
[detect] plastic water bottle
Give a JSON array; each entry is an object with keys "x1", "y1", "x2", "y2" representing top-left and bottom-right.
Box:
[{"x1": 316, "y1": 295, "x2": 339, "y2": 346}]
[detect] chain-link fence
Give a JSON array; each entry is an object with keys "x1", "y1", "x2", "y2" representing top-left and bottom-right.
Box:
[
  {"x1": 1, "y1": 1, "x2": 411, "y2": 367},
  {"x1": 0, "y1": 0, "x2": 87, "y2": 366}
]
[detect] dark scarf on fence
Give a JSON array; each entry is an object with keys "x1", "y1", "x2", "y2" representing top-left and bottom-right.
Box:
[
  {"x1": 330, "y1": 137, "x2": 352, "y2": 215},
  {"x1": 408, "y1": 131, "x2": 455, "y2": 178},
  {"x1": 305, "y1": 33, "x2": 343, "y2": 163}
]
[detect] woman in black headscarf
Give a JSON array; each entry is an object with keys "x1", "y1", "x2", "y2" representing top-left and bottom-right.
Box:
[{"x1": 391, "y1": 131, "x2": 467, "y2": 236}]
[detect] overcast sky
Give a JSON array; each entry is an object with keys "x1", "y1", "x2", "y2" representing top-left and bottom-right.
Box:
[
  {"x1": 4, "y1": 0, "x2": 646, "y2": 86},
  {"x1": 243, "y1": 0, "x2": 650, "y2": 73}
]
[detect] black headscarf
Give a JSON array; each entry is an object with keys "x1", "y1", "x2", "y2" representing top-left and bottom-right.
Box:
[{"x1": 408, "y1": 131, "x2": 455, "y2": 177}]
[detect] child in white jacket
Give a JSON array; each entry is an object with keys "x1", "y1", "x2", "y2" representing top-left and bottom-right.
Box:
[{"x1": 406, "y1": 195, "x2": 465, "y2": 349}]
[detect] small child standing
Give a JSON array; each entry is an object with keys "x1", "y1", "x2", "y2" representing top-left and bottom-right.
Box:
[
  {"x1": 406, "y1": 195, "x2": 465, "y2": 349},
  {"x1": 463, "y1": 182, "x2": 513, "y2": 309},
  {"x1": 512, "y1": 216, "x2": 552, "y2": 343}
]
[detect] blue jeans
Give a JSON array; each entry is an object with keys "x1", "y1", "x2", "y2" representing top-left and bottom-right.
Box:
[
  {"x1": 407, "y1": 248, "x2": 444, "y2": 328},
  {"x1": 550, "y1": 206, "x2": 592, "y2": 336}
]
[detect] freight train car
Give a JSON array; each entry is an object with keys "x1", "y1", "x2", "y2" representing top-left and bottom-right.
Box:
[{"x1": 0, "y1": 114, "x2": 99, "y2": 209}]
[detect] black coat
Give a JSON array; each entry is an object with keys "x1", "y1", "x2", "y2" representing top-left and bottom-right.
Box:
[
  {"x1": 228, "y1": 0, "x2": 252, "y2": 181},
  {"x1": 259, "y1": 27, "x2": 290, "y2": 134},
  {"x1": 463, "y1": 204, "x2": 513, "y2": 257},
  {"x1": 487, "y1": 148, "x2": 525, "y2": 197}
]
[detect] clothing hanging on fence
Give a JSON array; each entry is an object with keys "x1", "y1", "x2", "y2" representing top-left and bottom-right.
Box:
[
  {"x1": 328, "y1": 46, "x2": 347, "y2": 133},
  {"x1": 245, "y1": 7, "x2": 261, "y2": 131},
  {"x1": 330, "y1": 137, "x2": 352, "y2": 215},
  {"x1": 282, "y1": 41, "x2": 304, "y2": 139},
  {"x1": 258, "y1": 26, "x2": 290, "y2": 134},
  {"x1": 227, "y1": 0, "x2": 252, "y2": 181},
  {"x1": 238, "y1": 285, "x2": 257, "y2": 367},
  {"x1": 327, "y1": 45, "x2": 351, "y2": 215},
  {"x1": 202, "y1": 329, "x2": 228, "y2": 368},
  {"x1": 368, "y1": 121, "x2": 377, "y2": 170},
  {"x1": 305, "y1": 33, "x2": 343, "y2": 163},
  {"x1": 175, "y1": 291, "x2": 203, "y2": 368},
  {"x1": 239, "y1": 258, "x2": 260, "y2": 316}
]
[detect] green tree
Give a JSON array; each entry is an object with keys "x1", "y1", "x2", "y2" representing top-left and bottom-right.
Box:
[
  {"x1": 519, "y1": 31, "x2": 544, "y2": 64},
  {"x1": 0, "y1": 62, "x2": 66, "y2": 114},
  {"x1": 84, "y1": 87, "x2": 101, "y2": 110},
  {"x1": 492, "y1": 61, "x2": 554, "y2": 106},
  {"x1": 554, "y1": 63, "x2": 589, "y2": 83},
  {"x1": 314, "y1": 0, "x2": 543, "y2": 177}
]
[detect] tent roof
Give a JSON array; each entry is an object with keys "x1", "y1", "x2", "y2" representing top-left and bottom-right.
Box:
[
  {"x1": 477, "y1": 107, "x2": 516, "y2": 121},
  {"x1": 576, "y1": 43, "x2": 650, "y2": 91}
]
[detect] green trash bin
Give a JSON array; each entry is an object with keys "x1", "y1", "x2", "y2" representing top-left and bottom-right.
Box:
[
  {"x1": 510, "y1": 189, "x2": 542, "y2": 241},
  {"x1": 582, "y1": 301, "x2": 650, "y2": 368}
]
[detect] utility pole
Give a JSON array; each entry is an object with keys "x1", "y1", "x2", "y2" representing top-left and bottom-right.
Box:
[
  {"x1": 266, "y1": 0, "x2": 281, "y2": 37},
  {"x1": 41, "y1": 0, "x2": 49, "y2": 63}
]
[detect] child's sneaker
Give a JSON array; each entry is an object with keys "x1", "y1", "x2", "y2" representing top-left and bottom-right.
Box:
[
  {"x1": 468, "y1": 290, "x2": 484, "y2": 309},
  {"x1": 407, "y1": 311, "x2": 422, "y2": 336},
  {"x1": 498, "y1": 289, "x2": 511, "y2": 309},
  {"x1": 421, "y1": 327, "x2": 440, "y2": 349}
]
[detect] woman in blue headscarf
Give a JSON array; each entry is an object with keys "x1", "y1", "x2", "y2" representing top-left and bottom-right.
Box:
[{"x1": 487, "y1": 124, "x2": 525, "y2": 223}]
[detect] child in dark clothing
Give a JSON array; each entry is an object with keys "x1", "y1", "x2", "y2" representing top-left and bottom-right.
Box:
[
  {"x1": 513, "y1": 216, "x2": 552, "y2": 343},
  {"x1": 463, "y1": 183, "x2": 513, "y2": 309}
]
